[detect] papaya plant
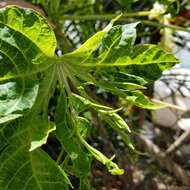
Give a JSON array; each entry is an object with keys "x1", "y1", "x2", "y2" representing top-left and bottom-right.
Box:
[{"x1": 0, "y1": 6, "x2": 179, "y2": 190}]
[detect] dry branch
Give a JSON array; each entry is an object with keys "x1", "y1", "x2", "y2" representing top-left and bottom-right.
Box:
[
  {"x1": 136, "y1": 134, "x2": 190, "y2": 185},
  {"x1": 166, "y1": 130, "x2": 190, "y2": 156}
]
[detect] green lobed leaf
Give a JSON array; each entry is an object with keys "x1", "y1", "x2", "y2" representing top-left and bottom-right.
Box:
[
  {"x1": 61, "y1": 21, "x2": 179, "y2": 110},
  {"x1": 59, "y1": 21, "x2": 179, "y2": 111},
  {"x1": 0, "y1": 4, "x2": 57, "y2": 150},
  {"x1": 0, "y1": 6, "x2": 70, "y2": 190},
  {"x1": 61, "y1": 22, "x2": 179, "y2": 85}
]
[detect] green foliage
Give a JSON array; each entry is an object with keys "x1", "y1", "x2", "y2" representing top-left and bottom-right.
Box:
[{"x1": 0, "y1": 6, "x2": 179, "y2": 189}]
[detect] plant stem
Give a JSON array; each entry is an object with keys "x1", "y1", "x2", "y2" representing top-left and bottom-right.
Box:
[
  {"x1": 60, "y1": 13, "x2": 190, "y2": 33},
  {"x1": 140, "y1": 20, "x2": 190, "y2": 33},
  {"x1": 60, "y1": 11, "x2": 150, "y2": 21},
  {"x1": 56, "y1": 149, "x2": 64, "y2": 164}
]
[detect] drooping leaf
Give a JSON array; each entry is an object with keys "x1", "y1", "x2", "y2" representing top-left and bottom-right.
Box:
[
  {"x1": 80, "y1": 136, "x2": 124, "y2": 175},
  {"x1": 72, "y1": 92, "x2": 132, "y2": 150},
  {"x1": 125, "y1": 90, "x2": 166, "y2": 109},
  {"x1": 55, "y1": 92, "x2": 91, "y2": 177}
]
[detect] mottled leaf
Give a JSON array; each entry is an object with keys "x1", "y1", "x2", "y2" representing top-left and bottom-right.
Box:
[
  {"x1": 61, "y1": 22, "x2": 179, "y2": 85},
  {"x1": 0, "y1": 6, "x2": 69, "y2": 190},
  {"x1": 0, "y1": 6, "x2": 56, "y2": 123}
]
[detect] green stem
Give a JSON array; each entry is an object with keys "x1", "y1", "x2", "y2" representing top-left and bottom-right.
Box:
[
  {"x1": 140, "y1": 20, "x2": 190, "y2": 33},
  {"x1": 60, "y1": 13, "x2": 190, "y2": 33},
  {"x1": 60, "y1": 11, "x2": 150, "y2": 21},
  {"x1": 56, "y1": 149, "x2": 64, "y2": 164}
]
